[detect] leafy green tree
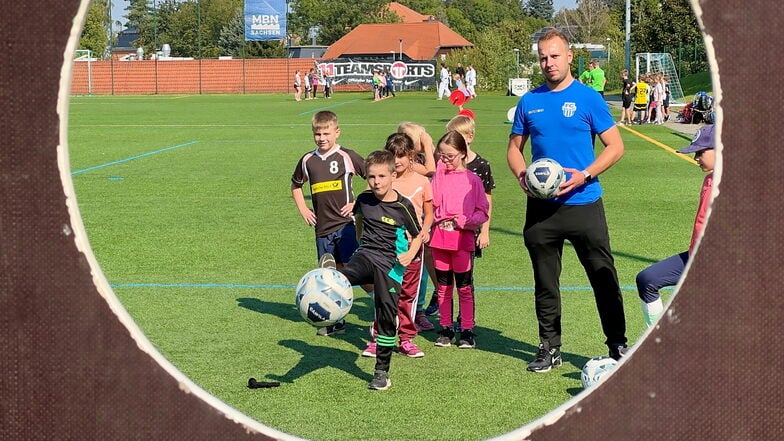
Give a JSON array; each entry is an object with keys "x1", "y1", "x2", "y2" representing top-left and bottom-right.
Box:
[
  {"x1": 526, "y1": 0, "x2": 554, "y2": 20},
  {"x1": 125, "y1": 0, "x2": 154, "y2": 52},
  {"x1": 288, "y1": 0, "x2": 390, "y2": 45},
  {"x1": 79, "y1": 0, "x2": 111, "y2": 58}
]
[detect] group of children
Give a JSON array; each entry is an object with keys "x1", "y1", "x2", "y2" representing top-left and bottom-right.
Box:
[
  {"x1": 372, "y1": 70, "x2": 396, "y2": 101},
  {"x1": 620, "y1": 70, "x2": 671, "y2": 125},
  {"x1": 290, "y1": 108, "x2": 716, "y2": 391},
  {"x1": 293, "y1": 68, "x2": 332, "y2": 102},
  {"x1": 290, "y1": 110, "x2": 493, "y2": 390}
]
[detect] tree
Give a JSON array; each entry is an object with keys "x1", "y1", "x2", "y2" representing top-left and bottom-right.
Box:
[
  {"x1": 125, "y1": 0, "x2": 153, "y2": 51},
  {"x1": 526, "y1": 0, "x2": 554, "y2": 21},
  {"x1": 288, "y1": 0, "x2": 390, "y2": 45},
  {"x1": 556, "y1": 0, "x2": 612, "y2": 43},
  {"x1": 79, "y1": 0, "x2": 111, "y2": 58}
]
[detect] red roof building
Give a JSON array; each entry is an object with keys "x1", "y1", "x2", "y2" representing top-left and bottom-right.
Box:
[{"x1": 322, "y1": 3, "x2": 473, "y2": 61}]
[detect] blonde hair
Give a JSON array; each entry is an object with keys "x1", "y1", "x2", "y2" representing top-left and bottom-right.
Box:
[
  {"x1": 397, "y1": 122, "x2": 426, "y2": 152},
  {"x1": 312, "y1": 111, "x2": 338, "y2": 130},
  {"x1": 445, "y1": 115, "x2": 475, "y2": 139}
]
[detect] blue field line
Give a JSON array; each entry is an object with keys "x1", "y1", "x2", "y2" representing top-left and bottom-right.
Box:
[
  {"x1": 297, "y1": 99, "x2": 361, "y2": 116},
  {"x1": 71, "y1": 140, "x2": 199, "y2": 175},
  {"x1": 110, "y1": 282, "x2": 642, "y2": 292}
]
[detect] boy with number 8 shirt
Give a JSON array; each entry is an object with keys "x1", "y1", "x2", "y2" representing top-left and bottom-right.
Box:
[
  {"x1": 334, "y1": 150, "x2": 424, "y2": 390},
  {"x1": 291, "y1": 111, "x2": 366, "y2": 336}
]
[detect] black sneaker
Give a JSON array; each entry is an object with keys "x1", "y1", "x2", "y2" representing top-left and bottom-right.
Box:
[
  {"x1": 457, "y1": 329, "x2": 476, "y2": 349},
  {"x1": 434, "y1": 327, "x2": 455, "y2": 347},
  {"x1": 316, "y1": 319, "x2": 346, "y2": 336},
  {"x1": 526, "y1": 343, "x2": 562, "y2": 373},
  {"x1": 608, "y1": 344, "x2": 628, "y2": 361},
  {"x1": 318, "y1": 253, "x2": 336, "y2": 269},
  {"x1": 368, "y1": 370, "x2": 390, "y2": 390}
]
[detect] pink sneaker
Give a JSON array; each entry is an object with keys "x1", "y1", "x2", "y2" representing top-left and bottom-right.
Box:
[
  {"x1": 362, "y1": 342, "x2": 377, "y2": 358},
  {"x1": 415, "y1": 312, "x2": 434, "y2": 331},
  {"x1": 399, "y1": 340, "x2": 425, "y2": 358}
]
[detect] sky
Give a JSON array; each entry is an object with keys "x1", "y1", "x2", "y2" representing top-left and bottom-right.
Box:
[{"x1": 110, "y1": 0, "x2": 580, "y2": 28}]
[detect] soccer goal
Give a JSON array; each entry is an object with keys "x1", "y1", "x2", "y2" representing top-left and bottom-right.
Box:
[
  {"x1": 635, "y1": 52, "x2": 686, "y2": 105},
  {"x1": 73, "y1": 49, "x2": 94, "y2": 95}
]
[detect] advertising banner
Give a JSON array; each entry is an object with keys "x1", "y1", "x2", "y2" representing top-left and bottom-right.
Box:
[
  {"x1": 315, "y1": 59, "x2": 437, "y2": 90},
  {"x1": 244, "y1": 0, "x2": 286, "y2": 41}
]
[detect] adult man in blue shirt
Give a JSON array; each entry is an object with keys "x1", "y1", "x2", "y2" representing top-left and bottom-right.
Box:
[{"x1": 506, "y1": 28, "x2": 628, "y2": 373}]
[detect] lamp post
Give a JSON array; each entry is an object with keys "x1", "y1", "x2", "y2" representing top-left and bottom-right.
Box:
[
  {"x1": 390, "y1": 50, "x2": 395, "y2": 62},
  {"x1": 513, "y1": 48, "x2": 520, "y2": 78},
  {"x1": 399, "y1": 39, "x2": 403, "y2": 60},
  {"x1": 606, "y1": 38, "x2": 611, "y2": 65}
]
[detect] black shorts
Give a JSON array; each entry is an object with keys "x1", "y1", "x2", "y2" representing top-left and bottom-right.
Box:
[{"x1": 622, "y1": 95, "x2": 633, "y2": 108}]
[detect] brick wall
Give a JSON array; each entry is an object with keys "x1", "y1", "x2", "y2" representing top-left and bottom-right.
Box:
[{"x1": 70, "y1": 58, "x2": 365, "y2": 95}]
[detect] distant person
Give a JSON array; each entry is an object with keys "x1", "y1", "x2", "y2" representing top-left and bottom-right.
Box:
[
  {"x1": 290, "y1": 111, "x2": 367, "y2": 336},
  {"x1": 294, "y1": 70, "x2": 302, "y2": 101},
  {"x1": 588, "y1": 58, "x2": 606, "y2": 96},
  {"x1": 636, "y1": 124, "x2": 716, "y2": 326},
  {"x1": 437, "y1": 63, "x2": 451, "y2": 100},
  {"x1": 310, "y1": 68, "x2": 319, "y2": 99},
  {"x1": 304, "y1": 69, "x2": 313, "y2": 100},
  {"x1": 323, "y1": 72, "x2": 332, "y2": 99},
  {"x1": 619, "y1": 69, "x2": 634, "y2": 125},
  {"x1": 578, "y1": 61, "x2": 593, "y2": 85},
  {"x1": 465, "y1": 64, "x2": 477, "y2": 98},
  {"x1": 506, "y1": 28, "x2": 628, "y2": 372},
  {"x1": 662, "y1": 74, "x2": 672, "y2": 121},
  {"x1": 455, "y1": 62, "x2": 466, "y2": 80},
  {"x1": 633, "y1": 73, "x2": 650, "y2": 123},
  {"x1": 385, "y1": 70, "x2": 396, "y2": 97}
]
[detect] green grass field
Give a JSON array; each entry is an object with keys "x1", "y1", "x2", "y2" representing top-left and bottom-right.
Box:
[{"x1": 68, "y1": 91, "x2": 703, "y2": 441}]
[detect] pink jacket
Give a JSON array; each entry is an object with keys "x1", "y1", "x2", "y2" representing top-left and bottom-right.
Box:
[
  {"x1": 689, "y1": 172, "x2": 713, "y2": 254},
  {"x1": 429, "y1": 162, "x2": 489, "y2": 251}
]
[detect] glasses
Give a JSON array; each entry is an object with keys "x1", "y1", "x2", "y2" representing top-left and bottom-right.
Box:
[{"x1": 439, "y1": 153, "x2": 460, "y2": 162}]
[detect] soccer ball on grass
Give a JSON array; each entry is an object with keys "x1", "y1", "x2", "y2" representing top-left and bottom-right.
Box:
[
  {"x1": 580, "y1": 356, "x2": 619, "y2": 389},
  {"x1": 525, "y1": 158, "x2": 566, "y2": 199},
  {"x1": 294, "y1": 268, "x2": 354, "y2": 327}
]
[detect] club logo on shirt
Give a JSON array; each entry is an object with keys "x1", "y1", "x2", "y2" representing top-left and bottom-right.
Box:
[
  {"x1": 381, "y1": 216, "x2": 397, "y2": 226},
  {"x1": 562, "y1": 102, "x2": 577, "y2": 118}
]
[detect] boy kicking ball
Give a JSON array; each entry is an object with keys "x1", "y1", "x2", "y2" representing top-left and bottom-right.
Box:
[{"x1": 331, "y1": 150, "x2": 424, "y2": 390}]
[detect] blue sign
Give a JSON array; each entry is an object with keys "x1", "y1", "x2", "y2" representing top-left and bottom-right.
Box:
[{"x1": 244, "y1": 0, "x2": 287, "y2": 41}]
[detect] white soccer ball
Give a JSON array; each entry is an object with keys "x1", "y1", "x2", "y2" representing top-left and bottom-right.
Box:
[
  {"x1": 581, "y1": 356, "x2": 619, "y2": 389},
  {"x1": 525, "y1": 158, "x2": 566, "y2": 199},
  {"x1": 295, "y1": 268, "x2": 354, "y2": 327}
]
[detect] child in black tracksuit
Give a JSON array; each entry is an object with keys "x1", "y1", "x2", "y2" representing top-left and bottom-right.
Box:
[{"x1": 336, "y1": 150, "x2": 423, "y2": 390}]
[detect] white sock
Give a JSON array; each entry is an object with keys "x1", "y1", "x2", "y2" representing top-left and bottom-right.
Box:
[{"x1": 641, "y1": 298, "x2": 664, "y2": 327}]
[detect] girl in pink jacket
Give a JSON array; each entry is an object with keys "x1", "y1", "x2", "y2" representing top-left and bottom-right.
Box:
[{"x1": 430, "y1": 131, "x2": 489, "y2": 349}]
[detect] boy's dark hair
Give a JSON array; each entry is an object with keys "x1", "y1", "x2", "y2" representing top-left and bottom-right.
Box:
[
  {"x1": 365, "y1": 150, "x2": 396, "y2": 173},
  {"x1": 384, "y1": 133, "x2": 415, "y2": 158},
  {"x1": 312, "y1": 111, "x2": 338, "y2": 129},
  {"x1": 437, "y1": 130, "x2": 468, "y2": 156}
]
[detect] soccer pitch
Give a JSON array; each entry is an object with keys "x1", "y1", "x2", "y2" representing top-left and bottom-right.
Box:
[{"x1": 68, "y1": 92, "x2": 702, "y2": 441}]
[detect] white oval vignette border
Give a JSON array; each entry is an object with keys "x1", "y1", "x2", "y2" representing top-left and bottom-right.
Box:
[{"x1": 56, "y1": 1, "x2": 721, "y2": 440}]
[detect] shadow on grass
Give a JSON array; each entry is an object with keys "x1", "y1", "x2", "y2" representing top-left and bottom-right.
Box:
[
  {"x1": 235, "y1": 294, "x2": 378, "y2": 353},
  {"x1": 266, "y1": 339, "x2": 373, "y2": 384}
]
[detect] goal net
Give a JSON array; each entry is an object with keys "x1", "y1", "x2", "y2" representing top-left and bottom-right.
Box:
[{"x1": 634, "y1": 52, "x2": 686, "y2": 105}]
